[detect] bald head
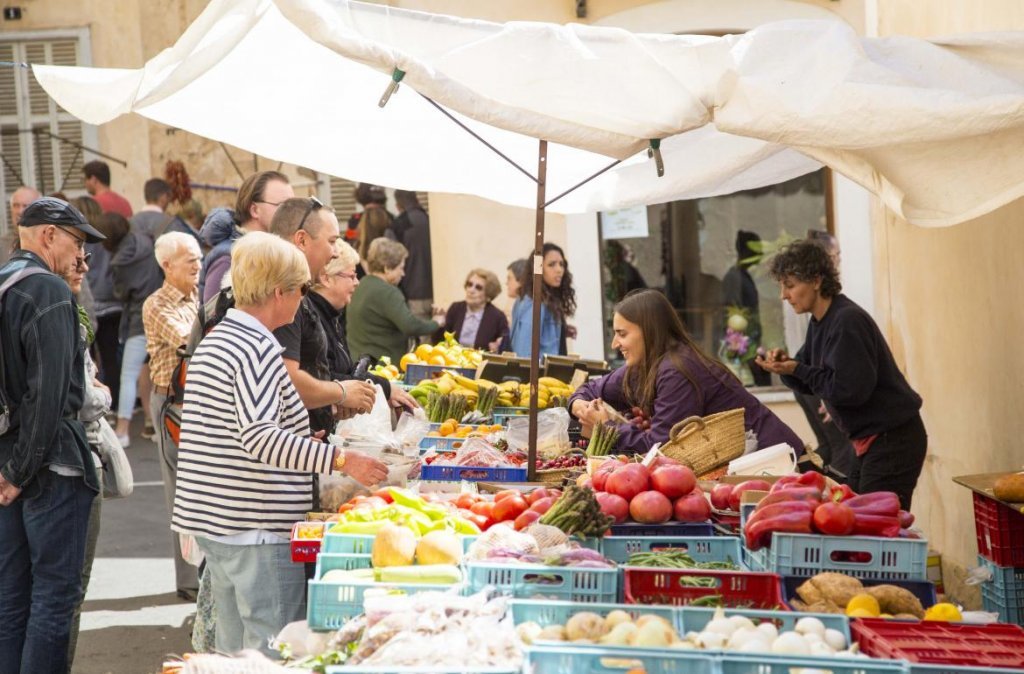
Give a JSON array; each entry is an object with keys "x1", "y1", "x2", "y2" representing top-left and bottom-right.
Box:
[{"x1": 10, "y1": 186, "x2": 41, "y2": 226}]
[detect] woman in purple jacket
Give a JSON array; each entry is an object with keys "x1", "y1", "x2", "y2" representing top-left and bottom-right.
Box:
[{"x1": 570, "y1": 290, "x2": 802, "y2": 455}]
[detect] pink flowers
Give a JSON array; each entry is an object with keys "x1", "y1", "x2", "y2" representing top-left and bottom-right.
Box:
[{"x1": 723, "y1": 328, "x2": 751, "y2": 358}]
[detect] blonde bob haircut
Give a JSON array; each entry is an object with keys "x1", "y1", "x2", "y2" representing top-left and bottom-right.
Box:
[
  {"x1": 466, "y1": 268, "x2": 501, "y2": 302},
  {"x1": 315, "y1": 239, "x2": 360, "y2": 290},
  {"x1": 231, "y1": 231, "x2": 310, "y2": 306},
  {"x1": 365, "y1": 237, "x2": 408, "y2": 274}
]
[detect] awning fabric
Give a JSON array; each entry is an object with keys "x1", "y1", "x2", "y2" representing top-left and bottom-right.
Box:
[{"x1": 32, "y1": 0, "x2": 1024, "y2": 226}]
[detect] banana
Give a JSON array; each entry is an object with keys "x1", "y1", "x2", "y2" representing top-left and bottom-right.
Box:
[
  {"x1": 446, "y1": 371, "x2": 479, "y2": 393},
  {"x1": 436, "y1": 377, "x2": 455, "y2": 395},
  {"x1": 539, "y1": 377, "x2": 568, "y2": 389}
]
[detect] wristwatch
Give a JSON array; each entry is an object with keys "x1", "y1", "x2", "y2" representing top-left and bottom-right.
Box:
[{"x1": 332, "y1": 449, "x2": 347, "y2": 473}]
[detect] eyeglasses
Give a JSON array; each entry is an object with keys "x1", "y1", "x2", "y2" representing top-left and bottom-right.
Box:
[
  {"x1": 465, "y1": 281, "x2": 485, "y2": 292},
  {"x1": 54, "y1": 226, "x2": 86, "y2": 251},
  {"x1": 75, "y1": 252, "x2": 92, "y2": 270},
  {"x1": 296, "y1": 196, "x2": 324, "y2": 233},
  {"x1": 255, "y1": 199, "x2": 285, "y2": 207},
  {"x1": 333, "y1": 271, "x2": 358, "y2": 281}
]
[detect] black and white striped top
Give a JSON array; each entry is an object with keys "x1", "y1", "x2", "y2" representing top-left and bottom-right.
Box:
[{"x1": 171, "y1": 309, "x2": 334, "y2": 539}]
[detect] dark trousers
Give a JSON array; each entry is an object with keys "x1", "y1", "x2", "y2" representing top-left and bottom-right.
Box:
[
  {"x1": 794, "y1": 391, "x2": 856, "y2": 480},
  {"x1": 848, "y1": 413, "x2": 927, "y2": 511},
  {"x1": 94, "y1": 312, "x2": 123, "y2": 406},
  {"x1": 0, "y1": 471, "x2": 95, "y2": 674}
]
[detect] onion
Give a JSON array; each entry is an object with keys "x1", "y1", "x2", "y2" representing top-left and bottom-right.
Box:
[
  {"x1": 705, "y1": 618, "x2": 738, "y2": 637},
  {"x1": 824, "y1": 628, "x2": 848, "y2": 651},
  {"x1": 771, "y1": 632, "x2": 811, "y2": 656},
  {"x1": 755, "y1": 622, "x2": 779, "y2": 640},
  {"x1": 696, "y1": 631, "x2": 726, "y2": 649},
  {"x1": 794, "y1": 616, "x2": 827, "y2": 638}
]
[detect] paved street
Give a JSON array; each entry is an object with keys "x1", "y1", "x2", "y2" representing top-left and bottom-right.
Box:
[{"x1": 73, "y1": 417, "x2": 194, "y2": 674}]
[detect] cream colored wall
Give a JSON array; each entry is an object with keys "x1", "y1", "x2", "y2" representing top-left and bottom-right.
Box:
[{"x1": 872, "y1": 0, "x2": 1024, "y2": 596}]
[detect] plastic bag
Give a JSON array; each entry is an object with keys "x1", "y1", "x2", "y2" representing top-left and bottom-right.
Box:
[
  {"x1": 439, "y1": 437, "x2": 512, "y2": 468},
  {"x1": 334, "y1": 384, "x2": 393, "y2": 444},
  {"x1": 319, "y1": 444, "x2": 419, "y2": 511},
  {"x1": 180, "y1": 533, "x2": 204, "y2": 567},
  {"x1": 393, "y1": 412, "x2": 431, "y2": 456},
  {"x1": 506, "y1": 407, "x2": 571, "y2": 460}
]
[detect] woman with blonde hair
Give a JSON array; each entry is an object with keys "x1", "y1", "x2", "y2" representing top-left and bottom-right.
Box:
[
  {"x1": 436, "y1": 268, "x2": 508, "y2": 352},
  {"x1": 346, "y1": 238, "x2": 443, "y2": 363},
  {"x1": 309, "y1": 239, "x2": 418, "y2": 410},
  {"x1": 172, "y1": 231, "x2": 387, "y2": 656}
]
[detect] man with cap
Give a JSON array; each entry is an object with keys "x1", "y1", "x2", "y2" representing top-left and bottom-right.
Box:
[{"x1": 0, "y1": 196, "x2": 106, "y2": 672}]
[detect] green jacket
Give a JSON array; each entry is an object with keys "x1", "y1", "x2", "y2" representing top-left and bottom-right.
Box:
[{"x1": 346, "y1": 275, "x2": 439, "y2": 363}]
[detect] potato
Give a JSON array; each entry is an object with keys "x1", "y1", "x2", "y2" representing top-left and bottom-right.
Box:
[
  {"x1": 537, "y1": 625, "x2": 567, "y2": 641},
  {"x1": 867, "y1": 585, "x2": 925, "y2": 618},
  {"x1": 566, "y1": 612, "x2": 607, "y2": 642}
]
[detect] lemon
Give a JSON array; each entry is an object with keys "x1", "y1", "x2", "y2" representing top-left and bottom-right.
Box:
[
  {"x1": 846, "y1": 608, "x2": 877, "y2": 618},
  {"x1": 415, "y1": 344, "x2": 433, "y2": 360},
  {"x1": 846, "y1": 594, "x2": 881, "y2": 618},
  {"x1": 924, "y1": 603, "x2": 962, "y2": 622}
]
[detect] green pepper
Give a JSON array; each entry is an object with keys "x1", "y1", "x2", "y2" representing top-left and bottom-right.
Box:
[
  {"x1": 451, "y1": 515, "x2": 481, "y2": 535},
  {"x1": 388, "y1": 487, "x2": 449, "y2": 521},
  {"x1": 329, "y1": 520, "x2": 391, "y2": 535}
]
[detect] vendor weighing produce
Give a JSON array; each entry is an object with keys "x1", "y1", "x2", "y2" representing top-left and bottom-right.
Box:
[{"x1": 570, "y1": 289, "x2": 802, "y2": 454}]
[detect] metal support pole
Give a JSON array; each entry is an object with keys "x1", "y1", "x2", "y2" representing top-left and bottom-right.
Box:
[{"x1": 527, "y1": 139, "x2": 548, "y2": 482}]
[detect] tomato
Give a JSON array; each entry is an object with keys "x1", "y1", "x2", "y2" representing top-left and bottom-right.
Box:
[
  {"x1": 526, "y1": 488, "x2": 553, "y2": 505},
  {"x1": 455, "y1": 493, "x2": 479, "y2": 510},
  {"x1": 529, "y1": 497, "x2": 555, "y2": 515},
  {"x1": 492, "y1": 495, "x2": 529, "y2": 523},
  {"x1": 471, "y1": 501, "x2": 495, "y2": 518},
  {"x1": 466, "y1": 513, "x2": 492, "y2": 531},
  {"x1": 514, "y1": 509, "x2": 542, "y2": 531},
  {"x1": 372, "y1": 488, "x2": 395, "y2": 504},
  {"x1": 813, "y1": 501, "x2": 856, "y2": 536},
  {"x1": 494, "y1": 489, "x2": 522, "y2": 503}
]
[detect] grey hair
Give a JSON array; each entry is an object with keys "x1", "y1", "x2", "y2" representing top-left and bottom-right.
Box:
[{"x1": 154, "y1": 231, "x2": 200, "y2": 267}]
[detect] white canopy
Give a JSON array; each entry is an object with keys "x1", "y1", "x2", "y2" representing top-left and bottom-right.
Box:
[{"x1": 33, "y1": 0, "x2": 1024, "y2": 226}]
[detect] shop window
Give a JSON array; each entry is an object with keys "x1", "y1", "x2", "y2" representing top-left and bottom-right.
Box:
[
  {"x1": 598, "y1": 169, "x2": 831, "y2": 386},
  {"x1": 1, "y1": 32, "x2": 93, "y2": 233}
]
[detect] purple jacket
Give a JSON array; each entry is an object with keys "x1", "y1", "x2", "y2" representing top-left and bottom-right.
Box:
[{"x1": 569, "y1": 347, "x2": 804, "y2": 454}]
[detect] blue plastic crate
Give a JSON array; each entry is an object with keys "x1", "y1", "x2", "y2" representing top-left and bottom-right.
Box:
[
  {"x1": 910, "y1": 666, "x2": 1024, "y2": 674},
  {"x1": 420, "y1": 464, "x2": 528, "y2": 482},
  {"x1": 307, "y1": 554, "x2": 462, "y2": 630},
  {"x1": 467, "y1": 562, "x2": 618, "y2": 603},
  {"x1": 524, "y1": 645, "x2": 717, "y2": 674},
  {"x1": 509, "y1": 599, "x2": 675, "y2": 632},
  {"x1": 677, "y1": 605, "x2": 851, "y2": 642},
  {"x1": 420, "y1": 436, "x2": 471, "y2": 450},
  {"x1": 780, "y1": 575, "x2": 937, "y2": 613},
  {"x1": 719, "y1": 654, "x2": 905, "y2": 674},
  {"x1": 600, "y1": 535, "x2": 742, "y2": 566},
  {"x1": 978, "y1": 556, "x2": 1024, "y2": 625},
  {"x1": 323, "y1": 532, "x2": 479, "y2": 555},
  {"x1": 493, "y1": 406, "x2": 529, "y2": 425},
  {"x1": 745, "y1": 532, "x2": 928, "y2": 580},
  {"x1": 609, "y1": 521, "x2": 715, "y2": 537}
]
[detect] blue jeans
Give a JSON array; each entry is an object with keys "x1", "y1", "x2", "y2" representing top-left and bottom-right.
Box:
[
  {"x1": 196, "y1": 538, "x2": 305, "y2": 657},
  {"x1": 0, "y1": 471, "x2": 95, "y2": 674},
  {"x1": 117, "y1": 334, "x2": 148, "y2": 420}
]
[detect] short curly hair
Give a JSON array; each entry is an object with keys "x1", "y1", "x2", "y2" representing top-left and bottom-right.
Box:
[{"x1": 769, "y1": 240, "x2": 842, "y2": 298}]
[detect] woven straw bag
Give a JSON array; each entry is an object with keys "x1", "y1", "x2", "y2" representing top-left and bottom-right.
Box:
[{"x1": 660, "y1": 408, "x2": 746, "y2": 476}]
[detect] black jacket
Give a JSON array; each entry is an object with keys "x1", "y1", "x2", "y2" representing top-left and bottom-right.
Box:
[
  {"x1": 307, "y1": 291, "x2": 391, "y2": 399},
  {"x1": 434, "y1": 301, "x2": 509, "y2": 351},
  {"x1": 393, "y1": 207, "x2": 433, "y2": 301},
  {"x1": 0, "y1": 252, "x2": 97, "y2": 493},
  {"x1": 781, "y1": 294, "x2": 922, "y2": 439},
  {"x1": 111, "y1": 231, "x2": 164, "y2": 341}
]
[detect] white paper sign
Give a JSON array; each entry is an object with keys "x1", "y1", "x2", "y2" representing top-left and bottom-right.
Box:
[{"x1": 601, "y1": 206, "x2": 649, "y2": 240}]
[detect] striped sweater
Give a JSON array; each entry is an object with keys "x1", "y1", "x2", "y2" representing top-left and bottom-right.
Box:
[{"x1": 171, "y1": 309, "x2": 335, "y2": 538}]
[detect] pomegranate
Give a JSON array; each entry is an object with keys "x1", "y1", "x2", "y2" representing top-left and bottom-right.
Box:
[
  {"x1": 606, "y1": 464, "x2": 650, "y2": 502},
  {"x1": 595, "y1": 492, "x2": 630, "y2": 524},
  {"x1": 649, "y1": 465, "x2": 697, "y2": 500},
  {"x1": 727, "y1": 480, "x2": 772, "y2": 511},
  {"x1": 629, "y1": 491, "x2": 673, "y2": 524},
  {"x1": 673, "y1": 492, "x2": 712, "y2": 522},
  {"x1": 710, "y1": 483, "x2": 734, "y2": 510}
]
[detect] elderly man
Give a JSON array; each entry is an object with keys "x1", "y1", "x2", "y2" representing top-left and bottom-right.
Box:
[
  {"x1": 142, "y1": 231, "x2": 202, "y2": 600},
  {"x1": 0, "y1": 197, "x2": 105, "y2": 672},
  {"x1": 2, "y1": 186, "x2": 41, "y2": 264}
]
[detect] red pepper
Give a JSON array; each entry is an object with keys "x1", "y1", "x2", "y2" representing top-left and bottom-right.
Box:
[
  {"x1": 795, "y1": 471, "x2": 827, "y2": 493},
  {"x1": 830, "y1": 484, "x2": 857, "y2": 502},
  {"x1": 843, "y1": 492, "x2": 901, "y2": 516},
  {"x1": 755, "y1": 487, "x2": 824, "y2": 510},
  {"x1": 851, "y1": 512, "x2": 901, "y2": 537},
  {"x1": 746, "y1": 500, "x2": 818, "y2": 530},
  {"x1": 745, "y1": 510, "x2": 814, "y2": 551},
  {"x1": 769, "y1": 475, "x2": 802, "y2": 493},
  {"x1": 898, "y1": 510, "x2": 915, "y2": 528}
]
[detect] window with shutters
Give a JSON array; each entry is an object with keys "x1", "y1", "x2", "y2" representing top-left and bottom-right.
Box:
[{"x1": 1, "y1": 30, "x2": 95, "y2": 233}]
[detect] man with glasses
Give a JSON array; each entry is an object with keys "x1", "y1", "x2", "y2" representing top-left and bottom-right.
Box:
[
  {"x1": 0, "y1": 197, "x2": 106, "y2": 672},
  {"x1": 200, "y1": 170, "x2": 293, "y2": 303},
  {"x1": 270, "y1": 198, "x2": 377, "y2": 436}
]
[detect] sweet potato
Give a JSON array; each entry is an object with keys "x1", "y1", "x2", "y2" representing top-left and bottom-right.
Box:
[
  {"x1": 866, "y1": 584, "x2": 925, "y2": 618},
  {"x1": 796, "y1": 572, "x2": 864, "y2": 607}
]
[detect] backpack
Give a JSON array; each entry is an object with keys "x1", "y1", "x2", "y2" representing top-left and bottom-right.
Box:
[
  {"x1": 0, "y1": 265, "x2": 50, "y2": 435},
  {"x1": 161, "y1": 287, "x2": 235, "y2": 444}
]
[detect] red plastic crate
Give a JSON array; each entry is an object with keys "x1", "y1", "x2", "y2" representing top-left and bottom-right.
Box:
[
  {"x1": 851, "y1": 617, "x2": 1024, "y2": 669},
  {"x1": 623, "y1": 567, "x2": 787, "y2": 609},
  {"x1": 291, "y1": 522, "x2": 324, "y2": 563},
  {"x1": 973, "y1": 492, "x2": 1024, "y2": 567}
]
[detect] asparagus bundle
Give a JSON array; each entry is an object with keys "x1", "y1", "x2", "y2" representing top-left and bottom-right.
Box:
[
  {"x1": 475, "y1": 384, "x2": 499, "y2": 417},
  {"x1": 585, "y1": 422, "x2": 620, "y2": 457},
  {"x1": 427, "y1": 392, "x2": 469, "y2": 423},
  {"x1": 538, "y1": 485, "x2": 615, "y2": 538}
]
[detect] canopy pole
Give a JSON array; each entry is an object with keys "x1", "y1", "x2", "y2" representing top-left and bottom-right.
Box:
[{"x1": 527, "y1": 139, "x2": 548, "y2": 482}]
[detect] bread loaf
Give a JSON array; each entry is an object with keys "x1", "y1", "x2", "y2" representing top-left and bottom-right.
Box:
[{"x1": 993, "y1": 473, "x2": 1024, "y2": 503}]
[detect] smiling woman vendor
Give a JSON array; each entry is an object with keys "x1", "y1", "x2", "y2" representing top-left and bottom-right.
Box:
[{"x1": 570, "y1": 290, "x2": 803, "y2": 457}]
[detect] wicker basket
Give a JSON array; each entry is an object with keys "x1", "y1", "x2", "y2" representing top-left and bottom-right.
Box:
[
  {"x1": 660, "y1": 408, "x2": 746, "y2": 476},
  {"x1": 536, "y1": 468, "x2": 572, "y2": 486}
]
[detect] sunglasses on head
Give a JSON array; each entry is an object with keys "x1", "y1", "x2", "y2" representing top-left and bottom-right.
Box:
[
  {"x1": 297, "y1": 196, "x2": 324, "y2": 232},
  {"x1": 465, "y1": 281, "x2": 485, "y2": 292}
]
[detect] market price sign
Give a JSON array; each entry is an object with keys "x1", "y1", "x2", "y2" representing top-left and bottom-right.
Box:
[{"x1": 601, "y1": 205, "x2": 649, "y2": 240}]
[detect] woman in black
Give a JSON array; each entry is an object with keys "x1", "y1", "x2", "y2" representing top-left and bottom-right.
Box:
[
  {"x1": 307, "y1": 239, "x2": 418, "y2": 411},
  {"x1": 756, "y1": 240, "x2": 926, "y2": 509}
]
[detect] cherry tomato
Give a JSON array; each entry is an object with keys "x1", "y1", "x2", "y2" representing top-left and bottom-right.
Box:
[
  {"x1": 493, "y1": 495, "x2": 529, "y2": 523},
  {"x1": 494, "y1": 489, "x2": 522, "y2": 503},
  {"x1": 514, "y1": 510, "x2": 542, "y2": 531},
  {"x1": 471, "y1": 501, "x2": 496, "y2": 518},
  {"x1": 526, "y1": 488, "x2": 552, "y2": 505}
]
